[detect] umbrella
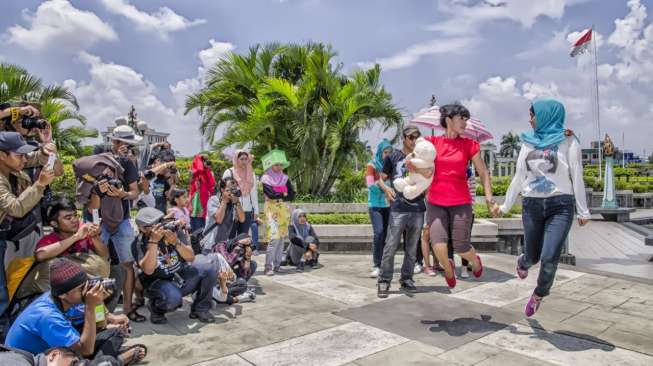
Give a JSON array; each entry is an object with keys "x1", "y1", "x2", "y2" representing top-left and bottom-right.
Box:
[{"x1": 410, "y1": 106, "x2": 494, "y2": 143}]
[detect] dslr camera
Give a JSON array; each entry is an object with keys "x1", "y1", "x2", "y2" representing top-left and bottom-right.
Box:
[
  {"x1": 87, "y1": 276, "x2": 116, "y2": 292},
  {"x1": 21, "y1": 116, "x2": 48, "y2": 130},
  {"x1": 95, "y1": 175, "x2": 123, "y2": 190},
  {"x1": 228, "y1": 186, "x2": 242, "y2": 198},
  {"x1": 161, "y1": 219, "x2": 182, "y2": 232}
]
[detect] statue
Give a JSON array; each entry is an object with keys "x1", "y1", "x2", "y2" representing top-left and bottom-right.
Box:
[{"x1": 602, "y1": 134, "x2": 618, "y2": 209}]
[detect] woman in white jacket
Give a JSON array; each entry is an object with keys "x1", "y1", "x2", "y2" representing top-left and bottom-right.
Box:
[{"x1": 497, "y1": 99, "x2": 590, "y2": 317}]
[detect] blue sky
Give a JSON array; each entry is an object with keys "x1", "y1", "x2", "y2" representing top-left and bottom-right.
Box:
[{"x1": 0, "y1": 0, "x2": 651, "y2": 156}]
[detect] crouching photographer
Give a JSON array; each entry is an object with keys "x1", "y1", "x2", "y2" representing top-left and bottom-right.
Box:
[
  {"x1": 132, "y1": 207, "x2": 217, "y2": 324},
  {"x1": 5, "y1": 258, "x2": 146, "y2": 365}
]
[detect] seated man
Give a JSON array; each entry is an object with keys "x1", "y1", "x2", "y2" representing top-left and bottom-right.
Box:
[
  {"x1": 0, "y1": 346, "x2": 85, "y2": 366},
  {"x1": 132, "y1": 207, "x2": 217, "y2": 324},
  {"x1": 16, "y1": 200, "x2": 110, "y2": 298},
  {"x1": 5, "y1": 258, "x2": 145, "y2": 365}
]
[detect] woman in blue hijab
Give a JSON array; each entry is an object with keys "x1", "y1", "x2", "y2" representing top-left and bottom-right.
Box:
[
  {"x1": 497, "y1": 99, "x2": 590, "y2": 317},
  {"x1": 366, "y1": 139, "x2": 393, "y2": 278}
]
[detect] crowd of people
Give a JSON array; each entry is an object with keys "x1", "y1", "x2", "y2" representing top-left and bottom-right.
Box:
[
  {"x1": 0, "y1": 103, "x2": 321, "y2": 365},
  {"x1": 0, "y1": 97, "x2": 591, "y2": 365}
]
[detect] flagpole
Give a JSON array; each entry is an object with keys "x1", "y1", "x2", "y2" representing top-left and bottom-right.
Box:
[{"x1": 592, "y1": 26, "x2": 603, "y2": 181}]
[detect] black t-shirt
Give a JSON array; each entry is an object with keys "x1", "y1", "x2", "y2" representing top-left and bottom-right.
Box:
[
  {"x1": 132, "y1": 234, "x2": 186, "y2": 286},
  {"x1": 151, "y1": 175, "x2": 171, "y2": 213},
  {"x1": 382, "y1": 149, "x2": 426, "y2": 213},
  {"x1": 118, "y1": 156, "x2": 139, "y2": 218}
]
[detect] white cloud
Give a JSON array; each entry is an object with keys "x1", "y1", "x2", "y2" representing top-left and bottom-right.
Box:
[
  {"x1": 428, "y1": 0, "x2": 574, "y2": 35},
  {"x1": 516, "y1": 28, "x2": 571, "y2": 60},
  {"x1": 99, "y1": 0, "x2": 206, "y2": 38},
  {"x1": 63, "y1": 52, "x2": 204, "y2": 155},
  {"x1": 4, "y1": 0, "x2": 117, "y2": 51},
  {"x1": 606, "y1": 0, "x2": 653, "y2": 83},
  {"x1": 198, "y1": 40, "x2": 235, "y2": 69},
  {"x1": 608, "y1": 0, "x2": 647, "y2": 47},
  {"x1": 357, "y1": 37, "x2": 475, "y2": 71}
]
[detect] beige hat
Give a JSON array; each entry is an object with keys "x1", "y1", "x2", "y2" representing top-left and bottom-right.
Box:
[{"x1": 108, "y1": 125, "x2": 143, "y2": 145}]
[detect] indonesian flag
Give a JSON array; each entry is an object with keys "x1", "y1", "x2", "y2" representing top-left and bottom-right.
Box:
[{"x1": 570, "y1": 28, "x2": 592, "y2": 57}]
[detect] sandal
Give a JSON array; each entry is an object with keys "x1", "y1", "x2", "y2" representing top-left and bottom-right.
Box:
[
  {"x1": 132, "y1": 297, "x2": 145, "y2": 309},
  {"x1": 126, "y1": 308, "x2": 147, "y2": 323},
  {"x1": 120, "y1": 344, "x2": 147, "y2": 365}
]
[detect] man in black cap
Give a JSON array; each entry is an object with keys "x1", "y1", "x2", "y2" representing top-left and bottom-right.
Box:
[
  {"x1": 0, "y1": 131, "x2": 56, "y2": 321},
  {"x1": 376, "y1": 125, "x2": 427, "y2": 297},
  {"x1": 5, "y1": 258, "x2": 145, "y2": 365},
  {"x1": 132, "y1": 207, "x2": 217, "y2": 324}
]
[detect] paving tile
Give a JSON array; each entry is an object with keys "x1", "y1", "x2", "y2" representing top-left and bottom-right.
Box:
[
  {"x1": 451, "y1": 268, "x2": 584, "y2": 307},
  {"x1": 238, "y1": 322, "x2": 408, "y2": 366},
  {"x1": 192, "y1": 354, "x2": 253, "y2": 366},
  {"x1": 352, "y1": 340, "x2": 448, "y2": 366},
  {"x1": 437, "y1": 341, "x2": 505, "y2": 365},
  {"x1": 597, "y1": 327, "x2": 653, "y2": 356},
  {"x1": 478, "y1": 323, "x2": 653, "y2": 366},
  {"x1": 474, "y1": 349, "x2": 557, "y2": 366},
  {"x1": 336, "y1": 291, "x2": 523, "y2": 351}
]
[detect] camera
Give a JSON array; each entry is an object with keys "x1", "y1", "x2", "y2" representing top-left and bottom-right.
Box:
[
  {"x1": 87, "y1": 276, "x2": 116, "y2": 292},
  {"x1": 169, "y1": 166, "x2": 178, "y2": 175},
  {"x1": 95, "y1": 175, "x2": 123, "y2": 190},
  {"x1": 228, "y1": 186, "x2": 241, "y2": 198},
  {"x1": 21, "y1": 117, "x2": 48, "y2": 130},
  {"x1": 143, "y1": 170, "x2": 155, "y2": 180},
  {"x1": 162, "y1": 220, "x2": 181, "y2": 232}
]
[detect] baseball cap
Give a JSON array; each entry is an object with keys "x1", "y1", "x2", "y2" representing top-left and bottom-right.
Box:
[
  {"x1": 0, "y1": 132, "x2": 38, "y2": 154},
  {"x1": 135, "y1": 207, "x2": 165, "y2": 226},
  {"x1": 402, "y1": 125, "x2": 421, "y2": 137}
]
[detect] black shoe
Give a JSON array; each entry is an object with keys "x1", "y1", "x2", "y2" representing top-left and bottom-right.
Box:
[
  {"x1": 149, "y1": 312, "x2": 168, "y2": 324},
  {"x1": 189, "y1": 312, "x2": 216, "y2": 323},
  {"x1": 296, "y1": 261, "x2": 305, "y2": 272},
  {"x1": 310, "y1": 260, "x2": 319, "y2": 269},
  {"x1": 377, "y1": 282, "x2": 390, "y2": 298},
  {"x1": 400, "y1": 279, "x2": 418, "y2": 293}
]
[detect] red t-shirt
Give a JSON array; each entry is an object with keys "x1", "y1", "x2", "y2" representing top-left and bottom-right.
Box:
[
  {"x1": 426, "y1": 136, "x2": 480, "y2": 206},
  {"x1": 36, "y1": 232, "x2": 95, "y2": 256}
]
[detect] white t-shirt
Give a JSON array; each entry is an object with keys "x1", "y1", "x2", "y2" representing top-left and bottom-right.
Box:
[{"x1": 500, "y1": 137, "x2": 590, "y2": 219}]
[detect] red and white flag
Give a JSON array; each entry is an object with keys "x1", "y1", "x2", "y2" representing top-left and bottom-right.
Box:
[{"x1": 570, "y1": 28, "x2": 592, "y2": 57}]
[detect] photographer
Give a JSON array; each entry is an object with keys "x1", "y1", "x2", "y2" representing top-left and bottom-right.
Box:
[
  {"x1": 87, "y1": 126, "x2": 140, "y2": 323},
  {"x1": 203, "y1": 177, "x2": 245, "y2": 246},
  {"x1": 0, "y1": 132, "x2": 56, "y2": 317},
  {"x1": 5, "y1": 258, "x2": 146, "y2": 365},
  {"x1": 148, "y1": 156, "x2": 176, "y2": 214},
  {"x1": 15, "y1": 200, "x2": 110, "y2": 299},
  {"x1": 132, "y1": 207, "x2": 217, "y2": 324}
]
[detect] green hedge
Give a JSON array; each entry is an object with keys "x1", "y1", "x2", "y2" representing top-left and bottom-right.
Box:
[{"x1": 305, "y1": 204, "x2": 522, "y2": 224}]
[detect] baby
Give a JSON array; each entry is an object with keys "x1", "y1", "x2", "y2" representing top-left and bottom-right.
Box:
[{"x1": 393, "y1": 137, "x2": 436, "y2": 200}]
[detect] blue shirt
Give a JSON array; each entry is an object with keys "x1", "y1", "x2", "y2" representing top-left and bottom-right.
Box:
[{"x1": 5, "y1": 292, "x2": 80, "y2": 355}]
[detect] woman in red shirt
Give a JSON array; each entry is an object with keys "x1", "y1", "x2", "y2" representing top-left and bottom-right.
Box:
[{"x1": 424, "y1": 104, "x2": 498, "y2": 289}]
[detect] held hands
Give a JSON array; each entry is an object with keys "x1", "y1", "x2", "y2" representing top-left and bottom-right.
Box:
[
  {"x1": 486, "y1": 199, "x2": 501, "y2": 218},
  {"x1": 384, "y1": 188, "x2": 396, "y2": 202},
  {"x1": 83, "y1": 281, "x2": 108, "y2": 307}
]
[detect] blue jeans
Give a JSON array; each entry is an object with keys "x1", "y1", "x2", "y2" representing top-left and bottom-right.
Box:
[
  {"x1": 100, "y1": 219, "x2": 135, "y2": 264},
  {"x1": 521, "y1": 195, "x2": 575, "y2": 297},
  {"x1": 250, "y1": 218, "x2": 259, "y2": 250},
  {"x1": 369, "y1": 207, "x2": 390, "y2": 268},
  {"x1": 145, "y1": 262, "x2": 217, "y2": 315},
  {"x1": 379, "y1": 211, "x2": 424, "y2": 283},
  {"x1": 0, "y1": 240, "x2": 8, "y2": 316}
]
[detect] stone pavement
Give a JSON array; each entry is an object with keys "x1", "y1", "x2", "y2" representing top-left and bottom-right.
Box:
[{"x1": 126, "y1": 254, "x2": 653, "y2": 366}]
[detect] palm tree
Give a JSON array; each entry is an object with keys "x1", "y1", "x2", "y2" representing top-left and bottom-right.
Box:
[
  {"x1": 500, "y1": 132, "x2": 521, "y2": 158},
  {"x1": 1, "y1": 62, "x2": 95, "y2": 155},
  {"x1": 186, "y1": 42, "x2": 403, "y2": 195}
]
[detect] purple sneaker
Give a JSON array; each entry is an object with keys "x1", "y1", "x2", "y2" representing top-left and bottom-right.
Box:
[
  {"x1": 525, "y1": 294, "x2": 542, "y2": 317},
  {"x1": 516, "y1": 254, "x2": 528, "y2": 280}
]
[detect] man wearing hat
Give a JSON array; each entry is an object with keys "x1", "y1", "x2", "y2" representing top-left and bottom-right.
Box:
[
  {"x1": 87, "y1": 125, "x2": 142, "y2": 323},
  {"x1": 0, "y1": 131, "x2": 56, "y2": 320},
  {"x1": 5, "y1": 258, "x2": 145, "y2": 364},
  {"x1": 376, "y1": 125, "x2": 426, "y2": 298},
  {"x1": 132, "y1": 207, "x2": 217, "y2": 324}
]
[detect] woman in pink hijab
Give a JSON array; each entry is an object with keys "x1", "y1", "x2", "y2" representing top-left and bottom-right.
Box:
[{"x1": 223, "y1": 150, "x2": 260, "y2": 252}]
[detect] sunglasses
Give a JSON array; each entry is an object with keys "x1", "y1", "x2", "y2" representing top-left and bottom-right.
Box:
[{"x1": 405, "y1": 134, "x2": 420, "y2": 141}]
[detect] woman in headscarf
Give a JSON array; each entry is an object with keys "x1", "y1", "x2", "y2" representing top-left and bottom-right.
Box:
[
  {"x1": 223, "y1": 150, "x2": 260, "y2": 253},
  {"x1": 260, "y1": 150, "x2": 295, "y2": 276},
  {"x1": 365, "y1": 139, "x2": 393, "y2": 278},
  {"x1": 287, "y1": 208, "x2": 320, "y2": 272},
  {"x1": 188, "y1": 154, "x2": 216, "y2": 232},
  {"x1": 498, "y1": 99, "x2": 590, "y2": 317}
]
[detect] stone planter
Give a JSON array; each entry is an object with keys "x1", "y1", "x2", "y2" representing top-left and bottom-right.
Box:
[{"x1": 485, "y1": 217, "x2": 524, "y2": 255}]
